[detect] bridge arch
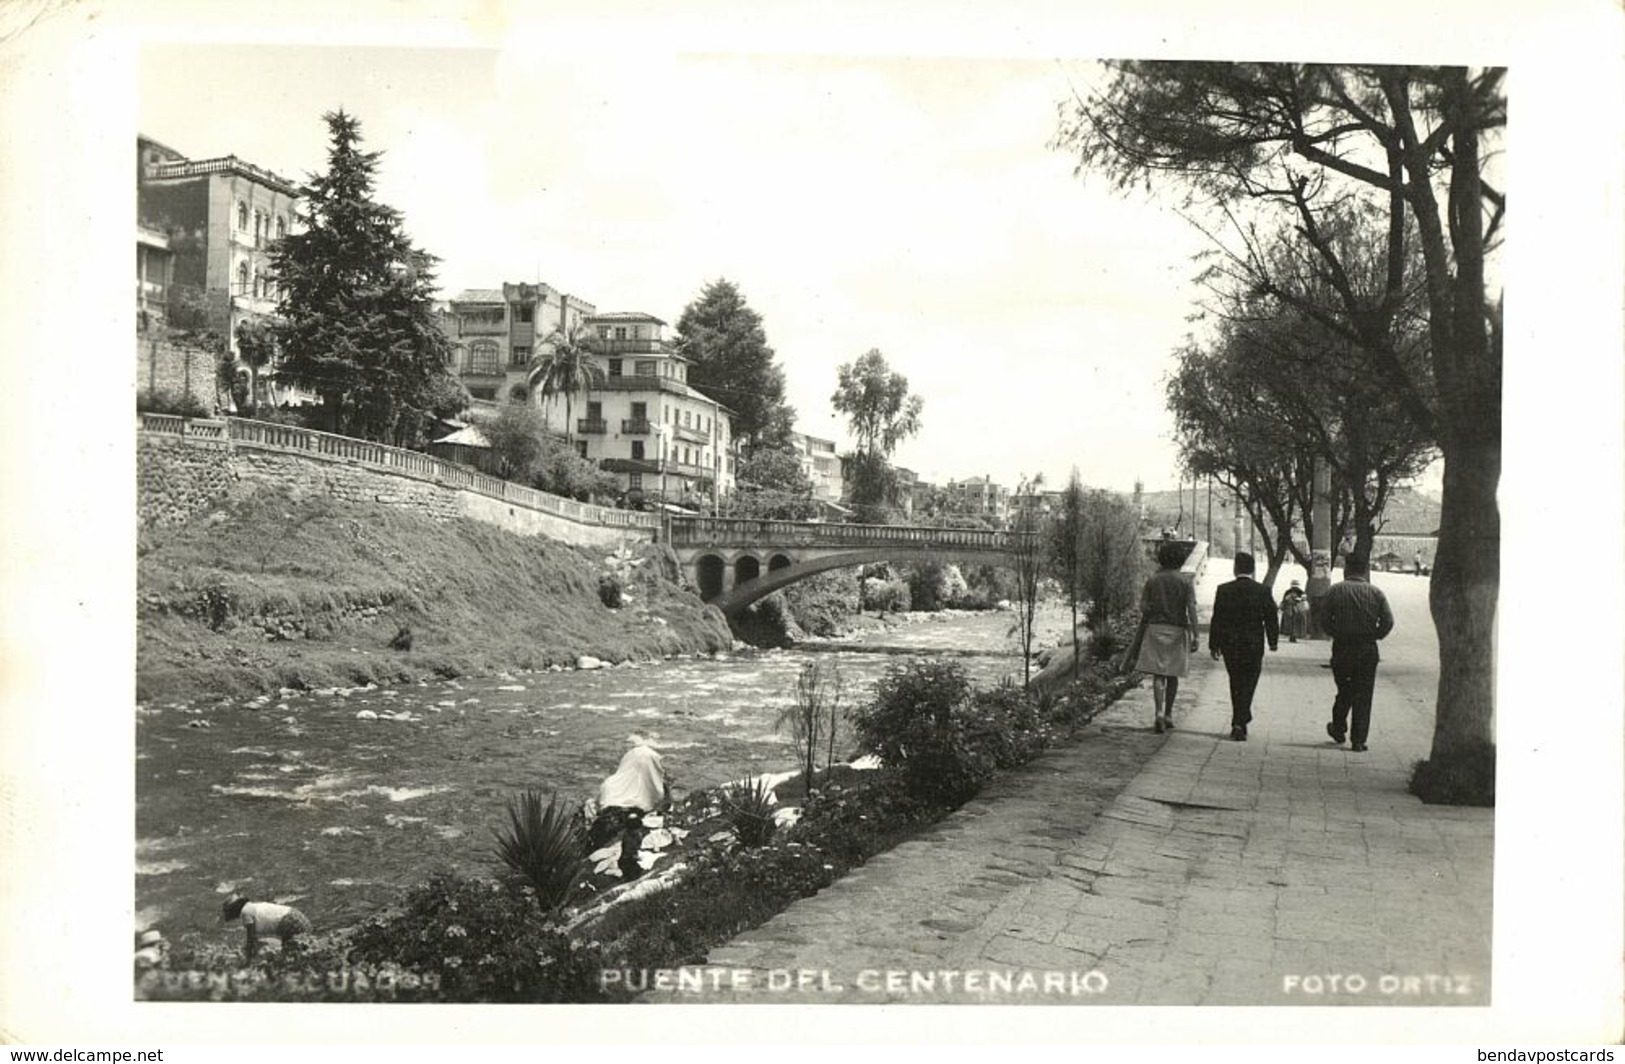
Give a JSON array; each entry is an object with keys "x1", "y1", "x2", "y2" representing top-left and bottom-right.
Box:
[
  {"x1": 767, "y1": 553, "x2": 792, "y2": 572},
  {"x1": 714, "y1": 547, "x2": 1010, "y2": 616},
  {"x1": 696, "y1": 554, "x2": 726, "y2": 600},
  {"x1": 735, "y1": 554, "x2": 761, "y2": 585}
]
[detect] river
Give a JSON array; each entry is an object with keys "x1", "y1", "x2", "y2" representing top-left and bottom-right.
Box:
[{"x1": 135, "y1": 605, "x2": 1073, "y2": 942}]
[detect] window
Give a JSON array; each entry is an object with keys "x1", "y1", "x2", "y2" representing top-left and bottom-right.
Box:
[
  {"x1": 598, "y1": 326, "x2": 611, "y2": 339},
  {"x1": 516, "y1": 304, "x2": 534, "y2": 323},
  {"x1": 683, "y1": 446, "x2": 690, "y2": 465},
  {"x1": 237, "y1": 261, "x2": 249, "y2": 294},
  {"x1": 634, "y1": 359, "x2": 656, "y2": 377},
  {"x1": 631, "y1": 402, "x2": 646, "y2": 420},
  {"x1": 631, "y1": 441, "x2": 645, "y2": 460},
  {"x1": 576, "y1": 441, "x2": 588, "y2": 459},
  {"x1": 276, "y1": 216, "x2": 286, "y2": 239},
  {"x1": 587, "y1": 401, "x2": 602, "y2": 421},
  {"x1": 683, "y1": 410, "x2": 691, "y2": 427},
  {"x1": 468, "y1": 341, "x2": 499, "y2": 375},
  {"x1": 614, "y1": 326, "x2": 627, "y2": 340},
  {"x1": 510, "y1": 344, "x2": 531, "y2": 366},
  {"x1": 665, "y1": 406, "x2": 672, "y2": 423},
  {"x1": 608, "y1": 359, "x2": 622, "y2": 377},
  {"x1": 629, "y1": 473, "x2": 643, "y2": 490},
  {"x1": 237, "y1": 201, "x2": 248, "y2": 229}
]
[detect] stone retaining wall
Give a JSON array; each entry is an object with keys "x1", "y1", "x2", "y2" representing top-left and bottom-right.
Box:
[
  {"x1": 136, "y1": 333, "x2": 216, "y2": 409},
  {"x1": 137, "y1": 422, "x2": 656, "y2": 550}
]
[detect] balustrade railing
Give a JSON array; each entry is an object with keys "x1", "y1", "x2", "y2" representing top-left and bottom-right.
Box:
[
  {"x1": 138, "y1": 413, "x2": 658, "y2": 532},
  {"x1": 665, "y1": 515, "x2": 1016, "y2": 551}
]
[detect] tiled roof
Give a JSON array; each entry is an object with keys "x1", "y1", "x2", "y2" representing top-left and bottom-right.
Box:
[{"x1": 451, "y1": 289, "x2": 505, "y2": 303}]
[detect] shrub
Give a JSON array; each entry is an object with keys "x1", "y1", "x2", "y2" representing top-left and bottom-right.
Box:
[
  {"x1": 491, "y1": 790, "x2": 591, "y2": 912},
  {"x1": 346, "y1": 871, "x2": 601, "y2": 1002},
  {"x1": 720, "y1": 777, "x2": 778, "y2": 848},
  {"x1": 860, "y1": 576, "x2": 911, "y2": 615},
  {"x1": 970, "y1": 680, "x2": 1049, "y2": 768},
  {"x1": 849, "y1": 659, "x2": 995, "y2": 804},
  {"x1": 138, "y1": 387, "x2": 210, "y2": 418},
  {"x1": 598, "y1": 574, "x2": 624, "y2": 609}
]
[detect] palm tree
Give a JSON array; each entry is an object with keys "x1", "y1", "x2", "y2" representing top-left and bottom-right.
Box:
[{"x1": 526, "y1": 323, "x2": 604, "y2": 445}]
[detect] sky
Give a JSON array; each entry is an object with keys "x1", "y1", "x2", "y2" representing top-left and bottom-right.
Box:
[{"x1": 140, "y1": 44, "x2": 1230, "y2": 494}]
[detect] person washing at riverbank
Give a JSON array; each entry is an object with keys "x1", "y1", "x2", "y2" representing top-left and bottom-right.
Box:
[
  {"x1": 221, "y1": 896, "x2": 311, "y2": 960},
  {"x1": 587, "y1": 745, "x2": 673, "y2": 880},
  {"x1": 1136, "y1": 540, "x2": 1200, "y2": 733},
  {"x1": 1208, "y1": 552, "x2": 1279, "y2": 742},
  {"x1": 1321, "y1": 553, "x2": 1395, "y2": 753}
]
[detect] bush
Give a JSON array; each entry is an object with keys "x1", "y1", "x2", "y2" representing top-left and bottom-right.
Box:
[
  {"x1": 970, "y1": 680, "x2": 1050, "y2": 769},
  {"x1": 491, "y1": 790, "x2": 591, "y2": 912},
  {"x1": 138, "y1": 387, "x2": 210, "y2": 418},
  {"x1": 598, "y1": 574, "x2": 624, "y2": 609},
  {"x1": 849, "y1": 659, "x2": 995, "y2": 804},
  {"x1": 902, "y1": 561, "x2": 967, "y2": 612},
  {"x1": 860, "y1": 576, "x2": 911, "y2": 615},
  {"x1": 346, "y1": 871, "x2": 601, "y2": 1002}
]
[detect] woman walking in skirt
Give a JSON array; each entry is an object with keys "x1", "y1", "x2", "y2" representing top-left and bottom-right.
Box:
[{"x1": 1137, "y1": 540, "x2": 1201, "y2": 732}]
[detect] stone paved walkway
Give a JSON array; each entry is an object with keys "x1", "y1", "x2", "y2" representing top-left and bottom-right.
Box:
[{"x1": 646, "y1": 571, "x2": 1492, "y2": 1006}]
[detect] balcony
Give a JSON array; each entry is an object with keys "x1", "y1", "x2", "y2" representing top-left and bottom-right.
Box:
[
  {"x1": 458, "y1": 320, "x2": 507, "y2": 337},
  {"x1": 673, "y1": 424, "x2": 709, "y2": 445},
  {"x1": 599, "y1": 457, "x2": 661, "y2": 475},
  {"x1": 621, "y1": 418, "x2": 652, "y2": 435},
  {"x1": 583, "y1": 337, "x2": 673, "y2": 355},
  {"x1": 578, "y1": 418, "x2": 608, "y2": 435}
]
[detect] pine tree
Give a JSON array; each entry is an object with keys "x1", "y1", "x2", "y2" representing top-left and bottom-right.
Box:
[
  {"x1": 270, "y1": 110, "x2": 458, "y2": 444},
  {"x1": 674, "y1": 279, "x2": 795, "y2": 453}
]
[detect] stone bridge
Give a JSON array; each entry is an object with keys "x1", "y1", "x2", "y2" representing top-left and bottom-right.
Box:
[{"x1": 665, "y1": 516, "x2": 1021, "y2": 616}]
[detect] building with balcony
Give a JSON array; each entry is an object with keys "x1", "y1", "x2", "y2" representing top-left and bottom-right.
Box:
[
  {"x1": 792, "y1": 431, "x2": 845, "y2": 504},
  {"x1": 943, "y1": 474, "x2": 1012, "y2": 525},
  {"x1": 559, "y1": 312, "x2": 735, "y2": 498},
  {"x1": 136, "y1": 135, "x2": 299, "y2": 369},
  {"x1": 136, "y1": 223, "x2": 174, "y2": 330},
  {"x1": 446, "y1": 282, "x2": 596, "y2": 407}
]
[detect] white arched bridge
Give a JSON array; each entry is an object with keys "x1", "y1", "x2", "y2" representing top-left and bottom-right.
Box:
[{"x1": 664, "y1": 516, "x2": 1021, "y2": 616}]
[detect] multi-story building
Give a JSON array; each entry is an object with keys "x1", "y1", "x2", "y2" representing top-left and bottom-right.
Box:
[
  {"x1": 135, "y1": 223, "x2": 174, "y2": 330},
  {"x1": 792, "y1": 431, "x2": 845, "y2": 504},
  {"x1": 136, "y1": 135, "x2": 299, "y2": 373},
  {"x1": 561, "y1": 312, "x2": 734, "y2": 499},
  {"x1": 445, "y1": 295, "x2": 736, "y2": 499},
  {"x1": 445, "y1": 282, "x2": 595, "y2": 407},
  {"x1": 943, "y1": 474, "x2": 1012, "y2": 525}
]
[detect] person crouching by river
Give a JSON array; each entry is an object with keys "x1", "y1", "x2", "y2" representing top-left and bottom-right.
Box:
[
  {"x1": 1137, "y1": 540, "x2": 1201, "y2": 733},
  {"x1": 587, "y1": 745, "x2": 672, "y2": 880}
]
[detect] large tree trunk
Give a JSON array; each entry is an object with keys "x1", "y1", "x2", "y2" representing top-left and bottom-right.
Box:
[{"x1": 1424, "y1": 430, "x2": 1499, "y2": 797}]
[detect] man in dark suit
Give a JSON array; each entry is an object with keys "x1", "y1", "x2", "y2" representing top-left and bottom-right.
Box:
[{"x1": 1208, "y1": 552, "x2": 1279, "y2": 741}]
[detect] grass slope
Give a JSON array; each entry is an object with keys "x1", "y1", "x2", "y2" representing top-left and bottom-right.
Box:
[{"x1": 137, "y1": 486, "x2": 733, "y2": 701}]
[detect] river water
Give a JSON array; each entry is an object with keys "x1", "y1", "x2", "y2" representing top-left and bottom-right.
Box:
[{"x1": 136, "y1": 606, "x2": 1072, "y2": 941}]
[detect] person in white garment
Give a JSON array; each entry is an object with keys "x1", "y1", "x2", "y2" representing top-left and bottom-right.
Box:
[{"x1": 221, "y1": 896, "x2": 312, "y2": 959}]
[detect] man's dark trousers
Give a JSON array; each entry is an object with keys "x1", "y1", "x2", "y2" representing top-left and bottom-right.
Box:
[
  {"x1": 1330, "y1": 640, "x2": 1380, "y2": 746},
  {"x1": 1221, "y1": 647, "x2": 1264, "y2": 729}
]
